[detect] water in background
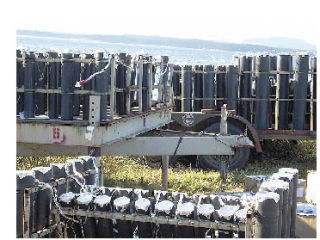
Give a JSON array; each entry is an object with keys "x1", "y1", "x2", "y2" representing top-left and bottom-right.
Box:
[
  {"x1": 17, "y1": 35, "x2": 250, "y2": 65},
  {"x1": 16, "y1": 35, "x2": 315, "y2": 66}
]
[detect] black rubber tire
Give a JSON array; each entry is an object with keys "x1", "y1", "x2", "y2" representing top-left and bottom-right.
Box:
[
  {"x1": 199, "y1": 122, "x2": 251, "y2": 170},
  {"x1": 169, "y1": 155, "x2": 180, "y2": 166}
]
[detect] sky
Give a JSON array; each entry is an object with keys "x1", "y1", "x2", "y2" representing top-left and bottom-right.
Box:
[{"x1": 14, "y1": 0, "x2": 319, "y2": 45}]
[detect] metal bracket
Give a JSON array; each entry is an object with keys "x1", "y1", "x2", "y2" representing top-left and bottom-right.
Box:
[
  {"x1": 220, "y1": 104, "x2": 228, "y2": 135},
  {"x1": 89, "y1": 95, "x2": 101, "y2": 126}
]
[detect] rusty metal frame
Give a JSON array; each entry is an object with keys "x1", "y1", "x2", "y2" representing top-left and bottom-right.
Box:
[{"x1": 256, "y1": 130, "x2": 316, "y2": 140}]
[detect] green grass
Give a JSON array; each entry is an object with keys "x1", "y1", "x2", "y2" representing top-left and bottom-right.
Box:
[{"x1": 16, "y1": 140, "x2": 316, "y2": 195}]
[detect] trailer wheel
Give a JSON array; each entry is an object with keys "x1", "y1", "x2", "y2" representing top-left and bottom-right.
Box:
[{"x1": 199, "y1": 122, "x2": 251, "y2": 170}]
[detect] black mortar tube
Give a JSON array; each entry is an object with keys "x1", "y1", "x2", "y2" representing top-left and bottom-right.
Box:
[
  {"x1": 182, "y1": 65, "x2": 192, "y2": 112},
  {"x1": 203, "y1": 64, "x2": 215, "y2": 110},
  {"x1": 254, "y1": 56, "x2": 270, "y2": 129},
  {"x1": 293, "y1": 55, "x2": 309, "y2": 130},
  {"x1": 239, "y1": 56, "x2": 252, "y2": 121},
  {"x1": 23, "y1": 51, "x2": 35, "y2": 118},
  {"x1": 61, "y1": 53, "x2": 74, "y2": 120},
  {"x1": 226, "y1": 65, "x2": 239, "y2": 112},
  {"x1": 277, "y1": 55, "x2": 291, "y2": 129}
]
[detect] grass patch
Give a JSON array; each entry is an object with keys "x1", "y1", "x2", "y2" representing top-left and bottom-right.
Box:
[{"x1": 16, "y1": 140, "x2": 316, "y2": 195}]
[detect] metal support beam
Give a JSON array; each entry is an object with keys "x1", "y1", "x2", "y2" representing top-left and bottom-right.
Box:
[
  {"x1": 17, "y1": 108, "x2": 172, "y2": 146},
  {"x1": 161, "y1": 155, "x2": 169, "y2": 189},
  {"x1": 17, "y1": 135, "x2": 253, "y2": 156}
]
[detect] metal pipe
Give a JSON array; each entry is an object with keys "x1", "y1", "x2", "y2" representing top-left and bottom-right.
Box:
[
  {"x1": 73, "y1": 53, "x2": 81, "y2": 116},
  {"x1": 239, "y1": 56, "x2": 252, "y2": 121},
  {"x1": 252, "y1": 191, "x2": 280, "y2": 238},
  {"x1": 46, "y1": 51, "x2": 59, "y2": 119},
  {"x1": 147, "y1": 58, "x2": 153, "y2": 110},
  {"x1": 193, "y1": 65, "x2": 203, "y2": 111},
  {"x1": 82, "y1": 54, "x2": 94, "y2": 120},
  {"x1": 34, "y1": 52, "x2": 46, "y2": 115},
  {"x1": 142, "y1": 62, "x2": 149, "y2": 111},
  {"x1": 16, "y1": 50, "x2": 24, "y2": 115},
  {"x1": 216, "y1": 66, "x2": 226, "y2": 109},
  {"x1": 56, "y1": 54, "x2": 62, "y2": 116},
  {"x1": 23, "y1": 51, "x2": 35, "y2": 118},
  {"x1": 181, "y1": 65, "x2": 192, "y2": 112},
  {"x1": 130, "y1": 63, "x2": 136, "y2": 109},
  {"x1": 275, "y1": 55, "x2": 291, "y2": 130},
  {"x1": 293, "y1": 55, "x2": 309, "y2": 130},
  {"x1": 125, "y1": 58, "x2": 132, "y2": 115},
  {"x1": 110, "y1": 56, "x2": 116, "y2": 119},
  {"x1": 32, "y1": 167, "x2": 52, "y2": 233},
  {"x1": 226, "y1": 65, "x2": 239, "y2": 112},
  {"x1": 203, "y1": 64, "x2": 215, "y2": 110},
  {"x1": 116, "y1": 53, "x2": 127, "y2": 115},
  {"x1": 95, "y1": 52, "x2": 109, "y2": 121},
  {"x1": 259, "y1": 179, "x2": 289, "y2": 237},
  {"x1": 279, "y1": 168, "x2": 299, "y2": 237},
  {"x1": 61, "y1": 53, "x2": 74, "y2": 120},
  {"x1": 254, "y1": 55, "x2": 270, "y2": 129},
  {"x1": 269, "y1": 56, "x2": 277, "y2": 128},
  {"x1": 172, "y1": 65, "x2": 181, "y2": 111},
  {"x1": 271, "y1": 172, "x2": 294, "y2": 237},
  {"x1": 137, "y1": 58, "x2": 143, "y2": 113}
]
